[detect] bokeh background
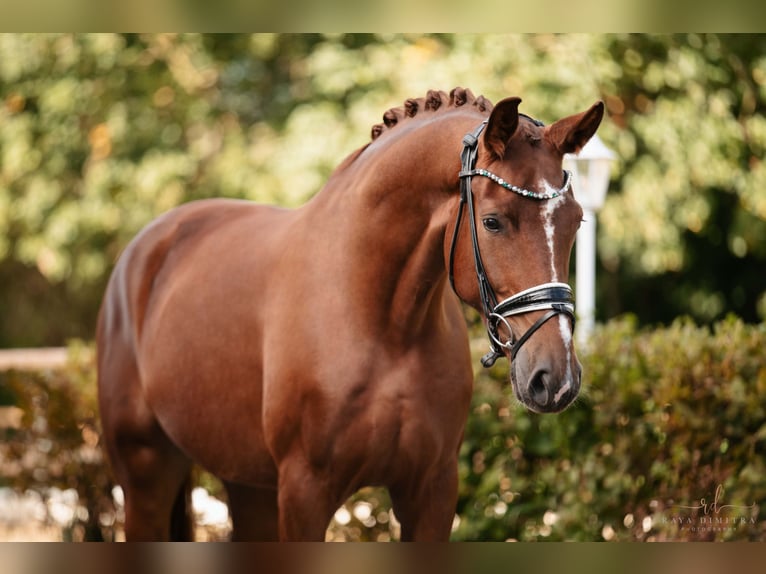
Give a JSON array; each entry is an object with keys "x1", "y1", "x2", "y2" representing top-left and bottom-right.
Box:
[{"x1": 1, "y1": 33, "x2": 765, "y2": 541}]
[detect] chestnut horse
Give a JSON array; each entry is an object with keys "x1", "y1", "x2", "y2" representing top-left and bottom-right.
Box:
[{"x1": 97, "y1": 88, "x2": 604, "y2": 541}]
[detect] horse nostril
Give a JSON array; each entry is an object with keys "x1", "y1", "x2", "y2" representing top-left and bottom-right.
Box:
[{"x1": 529, "y1": 369, "x2": 550, "y2": 408}]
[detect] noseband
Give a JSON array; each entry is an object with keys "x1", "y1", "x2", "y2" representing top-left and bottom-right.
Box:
[{"x1": 448, "y1": 119, "x2": 576, "y2": 368}]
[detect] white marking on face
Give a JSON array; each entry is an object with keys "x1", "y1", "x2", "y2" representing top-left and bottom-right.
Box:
[
  {"x1": 539, "y1": 179, "x2": 568, "y2": 282},
  {"x1": 554, "y1": 313, "x2": 573, "y2": 404},
  {"x1": 553, "y1": 379, "x2": 571, "y2": 404},
  {"x1": 540, "y1": 178, "x2": 574, "y2": 403}
]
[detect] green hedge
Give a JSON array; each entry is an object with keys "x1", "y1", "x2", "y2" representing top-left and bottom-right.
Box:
[
  {"x1": 1, "y1": 317, "x2": 765, "y2": 541},
  {"x1": 456, "y1": 315, "x2": 766, "y2": 541}
]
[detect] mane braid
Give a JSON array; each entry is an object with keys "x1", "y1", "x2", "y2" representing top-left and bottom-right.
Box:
[{"x1": 370, "y1": 87, "x2": 494, "y2": 141}]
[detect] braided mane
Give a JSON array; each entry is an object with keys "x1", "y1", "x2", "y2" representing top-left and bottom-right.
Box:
[{"x1": 370, "y1": 87, "x2": 494, "y2": 141}]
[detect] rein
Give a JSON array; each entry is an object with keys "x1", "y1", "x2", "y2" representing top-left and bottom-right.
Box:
[{"x1": 448, "y1": 120, "x2": 576, "y2": 368}]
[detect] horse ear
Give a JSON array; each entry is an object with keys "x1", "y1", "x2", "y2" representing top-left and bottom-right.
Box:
[
  {"x1": 545, "y1": 101, "x2": 605, "y2": 155},
  {"x1": 483, "y1": 97, "x2": 521, "y2": 159}
]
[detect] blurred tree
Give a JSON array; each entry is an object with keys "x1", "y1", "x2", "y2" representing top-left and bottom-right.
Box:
[
  {"x1": 0, "y1": 34, "x2": 327, "y2": 345},
  {"x1": 0, "y1": 34, "x2": 764, "y2": 347},
  {"x1": 597, "y1": 34, "x2": 766, "y2": 324}
]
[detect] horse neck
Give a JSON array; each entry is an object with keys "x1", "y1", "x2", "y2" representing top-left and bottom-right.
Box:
[{"x1": 307, "y1": 112, "x2": 481, "y2": 338}]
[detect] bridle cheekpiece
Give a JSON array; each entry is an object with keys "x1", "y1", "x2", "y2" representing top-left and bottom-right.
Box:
[{"x1": 448, "y1": 119, "x2": 576, "y2": 368}]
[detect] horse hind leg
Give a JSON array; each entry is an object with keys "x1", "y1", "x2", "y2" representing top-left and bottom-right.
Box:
[
  {"x1": 99, "y1": 349, "x2": 194, "y2": 540},
  {"x1": 170, "y1": 475, "x2": 194, "y2": 541},
  {"x1": 106, "y1": 412, "x2": 195, "y2": 541}
]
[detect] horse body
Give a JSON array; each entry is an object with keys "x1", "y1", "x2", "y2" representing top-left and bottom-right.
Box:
[
  {"x1": 97, "y1": 88, "x2": 604, "y2": 541},
  {"x1": 98, "y1": 109, "x2": 479, "y2": 540}
]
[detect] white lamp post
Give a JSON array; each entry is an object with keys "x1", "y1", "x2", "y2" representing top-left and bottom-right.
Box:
[{"x1": 563, "y1": 134, "x2": 616, "y2": 346}]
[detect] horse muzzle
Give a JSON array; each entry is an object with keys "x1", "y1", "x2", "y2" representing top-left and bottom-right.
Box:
[
  {"x1": 512, "y1": 353, "x2": 582, "y2": 413},
  {"x1": 484, "y1": 283, "x2": 581, "y2": 413}
]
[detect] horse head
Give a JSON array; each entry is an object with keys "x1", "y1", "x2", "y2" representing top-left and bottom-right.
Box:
[{"x1": 447, "y1": 97, "x2": 605, "y2": 413}]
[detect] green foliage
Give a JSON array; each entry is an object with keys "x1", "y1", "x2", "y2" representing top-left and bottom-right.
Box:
[
  {"x1": 597, "y1": 34, "x2": 766, "y2": 323},
  {"x1": 2, "y1": 34, "x2": 766, "y2": 345},
  {"x1": 2, "y1": 318, "x2": 765, "y2": 541},
  {"x1": 0, "y1": 34, "x2": 334, "y2": 345},
  {"x1": 454, "y1": 315, "x2": 766, "y2": 541}
]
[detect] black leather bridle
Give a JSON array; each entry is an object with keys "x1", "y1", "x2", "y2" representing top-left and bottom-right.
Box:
[{"x1": 448, "y1": 119, "x2": 576, "y2": 368}]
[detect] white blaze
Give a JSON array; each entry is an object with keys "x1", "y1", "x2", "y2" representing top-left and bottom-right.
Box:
[
  {"x1": 554, "y1": 313, "x2": 573, "y2": 404},
  {"x1": 539, "y1": 180, "x2": 567, "y2": 282},
  {"x1": 540, "y1": 179, "x2": 574, "y2": 402}
]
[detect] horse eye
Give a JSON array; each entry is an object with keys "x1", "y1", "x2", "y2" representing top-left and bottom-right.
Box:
[{"x1": 482, "y1": 217, "x2": 501, "y2": 232}]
